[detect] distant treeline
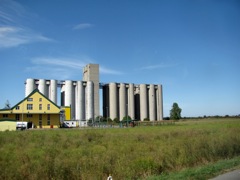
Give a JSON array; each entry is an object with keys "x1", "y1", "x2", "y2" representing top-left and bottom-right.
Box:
[{"x1": 164, "y1": 114, "x2": 240, "y2": 120}]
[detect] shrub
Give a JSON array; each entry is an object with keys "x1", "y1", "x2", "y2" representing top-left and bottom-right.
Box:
[
  {"x1": 113, "y1": 117, "x2": 119, "y2": 123},
  {"x1": 144, "y1": 118, "x2": 150, "y2": 121}
]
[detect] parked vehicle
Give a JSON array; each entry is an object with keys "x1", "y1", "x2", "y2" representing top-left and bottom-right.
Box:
[
  {"x1": 60, "y1": 120, "x2": 88, "y2": 128},
  {"x1": 60, "y1": 121, "x2": 77, "y2": 128},
  {"x1": 16, "y1": 121, "x2": 33, "y2": 130},
  {"x1": 60, "y1": 122, "x2": 71, "y2": 128}
]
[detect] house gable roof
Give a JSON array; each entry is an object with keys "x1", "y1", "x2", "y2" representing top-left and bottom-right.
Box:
[{"x1": 7, "y1": 89, "x2": 60, "y2": 111}]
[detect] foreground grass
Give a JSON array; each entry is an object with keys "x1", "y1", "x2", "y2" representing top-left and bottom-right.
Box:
[
  {"x1": 0, "y1": 118, "x2": 240, "y2": 179},
  {"x1": 147, "y1": 155, "x2": 240, "y2": 180}
]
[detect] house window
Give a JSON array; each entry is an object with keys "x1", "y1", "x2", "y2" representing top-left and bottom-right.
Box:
[
  {"x1": 16, "y1": 106, "x2": 20, "y2": 110},
  {"x1": 3, "y1": 114, "x2": 8, "y2": 118},
  {"x1": 27, "y1": 104, "x2": 33, "y2": 110},
  {"x1": 16, "y1": 114, "x2": 20, "y2": 120},
  {"x1": 27, "y1": 114, "x2": 33, "y2": 118},
  {"x1": 47, "y1": 114, "x2": 50, "y2": 125},
  {"x1": 39, "y1": 104, "x2": 42, "y2": 110},
  {"x1": 27, "y1": 98, "x2": 33, "y2": 101},
  {"x1": 47, "y1": 104, "x2": 50, "y2": 110},
  {"x1": 39, "y1": 120, "x2": 42, "y2": 126},
  {"x1": 39, "y1": 98, "x2": 42, "y2": 102},
  {"x1": 39, "y1": 114, "x2": 42, "y2": 120}
]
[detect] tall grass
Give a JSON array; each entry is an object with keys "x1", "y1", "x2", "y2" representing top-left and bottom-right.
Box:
[{"x1": 0, "y1": 118, "x2": 240, "y2": 179}]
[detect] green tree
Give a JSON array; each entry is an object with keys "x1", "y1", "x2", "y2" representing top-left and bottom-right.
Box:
[
  {"x1": 143, "y1": 117, "x2": 150, "y2": 121},
  {"x1": 122, "y1": 115, "x2": 132, "y2": 121},
  {"x1": 113, "y1": 117, "x2": 119, "y2": 123},
  {"x1": 4, "y1": 100, "x2": 11, "y2": 109},
  {"x1": 170, "y1": 102, "x2": 182, "y2": 120}
]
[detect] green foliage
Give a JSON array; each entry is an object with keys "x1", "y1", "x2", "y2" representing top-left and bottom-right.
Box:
[
  {"x1": 101, "y1": 116, "x2": 112, "y2": 122},
  {"x1": 95, "y1": 116, "x2": 103, "y2": 121},
  {"x1": 0, "y1": 118, "x2": 240, "y2": 179},
  {"x1": 4, "y1": 100, "x2": 11, "y2": 109},
  {"x1": 113, "y1": 117, "x2": 119, "y2": 123},
  {"x1": 144, "y1": 117, "x2": 150, "y2": 121},
  {"x1": 107, "y1": 117, "x2": 112, "y2": 122},
  {"x1": 170, "y1": 102, "x2": 182, "y2": 120},
  {"x1": 122, "y1": 115, "x2": 132, "y2": 121}
]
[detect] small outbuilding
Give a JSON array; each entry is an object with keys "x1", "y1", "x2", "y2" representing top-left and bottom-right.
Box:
[{"x1": 0, "y1": 119, "x2": 17, "y2": 131}]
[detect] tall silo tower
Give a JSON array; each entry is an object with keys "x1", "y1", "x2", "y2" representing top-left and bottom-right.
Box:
[{"x1": 82, "y1": 64, "x2": 100, "y2": 118}]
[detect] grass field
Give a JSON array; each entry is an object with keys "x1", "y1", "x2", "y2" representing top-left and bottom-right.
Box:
[{"x1": 0, "y1": 118, "x2": 240, "y2": 179}]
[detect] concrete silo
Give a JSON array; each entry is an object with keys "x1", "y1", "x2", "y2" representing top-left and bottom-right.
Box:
[
  {"x1": 128, "y1": 83, "x2": 135, "y2": 120},
  {"x1": 119, "y1": 83, "x2": 126, "y2": 120},
  {"x1": 38, "y1": 79, "x2": 48, "y2": 97},
  {"x1": 140, "y1": 84, "x2": 148, "y2": 120},
  {"x1": 25, "y1": 78, "x2": 36, "y2": 96},
  {"x1": 86, "y1": 81, "x2": 94, "y2": 120},
  {"x1": 149, "y1": 84, "x2": 156, "y2": 121},
  {"x1": 109, "y1": 82, "x2": 117, "y2": 120},
  {"x1": 75, "y1": 81, "x2": 85, "y2": 120},
  {"x1": 49, "y1": 79, "x2": 57, "y2": 104}
]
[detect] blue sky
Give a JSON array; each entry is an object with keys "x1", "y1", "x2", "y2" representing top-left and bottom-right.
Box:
[{"x1": 0, "y1": 0, "x2": 239, "y2": 117}]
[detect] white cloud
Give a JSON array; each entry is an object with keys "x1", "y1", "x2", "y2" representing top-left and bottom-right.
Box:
[
  {"x1": 0, "y1": 0, "x2": 25, "y2": 24},
  {"x1": 139, "y1": 62, "x2": 179, "y2": 70},
  {"x1": 26, "y1": 57, "x2": 93, "y2": 79},
  {"x1": 0, "y1": 26, "x2": 52, "y2": 48},
  {"x1": 31, "y1": 57, "x2": 88, "y2": 69},
  {"x1": 25, "y1": 66, "x2": 73, "y2": 80},
  {"x1": 73, "y1": 23, "x2": 94, "y2": 30},
  {"x1": 0, "y1": 0, "x2": 53, "y2": 48},
  {"x1": 100, "y1": 66, "x2": 124, "y2": 75},
  {"x1": 27, "y1": 57, "x2": 123, "y2": 79},
  {"x1": 0, "y1": 11, "x2": 14, "y2": 24}
]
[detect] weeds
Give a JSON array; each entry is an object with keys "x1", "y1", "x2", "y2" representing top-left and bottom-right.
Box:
[{"x1": 0, "y1": 118, "x2": 240, "y2": 179}]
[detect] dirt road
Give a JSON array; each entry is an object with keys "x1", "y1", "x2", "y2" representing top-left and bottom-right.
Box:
[{"x1": 210, "y1": 169, "x2": 240, "y2": 180}]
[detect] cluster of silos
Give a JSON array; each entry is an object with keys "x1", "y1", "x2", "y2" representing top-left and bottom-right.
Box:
[
  {"x1": 25, "y1": 64, "x2": 164, "y2": 122},
  {"x1": 106, "y1": 83, "x2": 135, "y2": 121},
  {"x1": 102, "y1": 83, "x2": 163, "y2": 121},
  {"x1": 25, "y1": 79, "x2": 57, "y2": 103},
  {"x1": 25, "y1": 78, "x2": 95, "y2": 120},
  {"x1": 139, "y1": 84, "x2": 163, "y2": 121}
]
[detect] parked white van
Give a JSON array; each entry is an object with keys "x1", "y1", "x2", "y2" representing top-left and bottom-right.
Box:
[{"x1": 16, "y1": 122, "x2": 33, "y2": 130}]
